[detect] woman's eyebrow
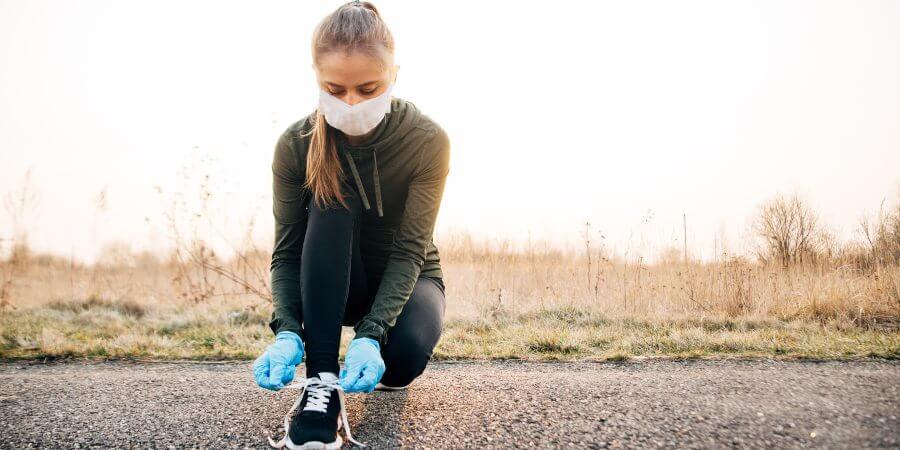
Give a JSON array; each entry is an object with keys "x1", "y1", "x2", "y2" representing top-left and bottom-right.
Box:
[{"x1": 325, "y1": 80, "x2": 380, "y2": 89}]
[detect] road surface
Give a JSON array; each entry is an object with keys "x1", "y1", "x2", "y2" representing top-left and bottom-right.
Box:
[{"x1": 1, "y1": 359, "x2": 897, "y2": 449}]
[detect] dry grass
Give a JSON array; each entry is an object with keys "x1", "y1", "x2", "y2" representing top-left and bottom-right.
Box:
[
  {"x1": 1, "y1": 229, "x2": 898, "y2": 361},
  {"x1": 441, "y1": 250, "x2": 899, "y2": 328},
  {"x1": 3, "y1": 152, "x2": 897, "y2": 360}
]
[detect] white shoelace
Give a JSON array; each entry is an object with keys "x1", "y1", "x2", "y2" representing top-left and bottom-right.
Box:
[{"x1": 267, "y1": 376, "x2": 367, "y2": 448}]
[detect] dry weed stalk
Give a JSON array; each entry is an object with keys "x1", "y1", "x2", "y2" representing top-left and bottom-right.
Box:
[
  {"x1": 156, "y1": 146, "x2": 272, "y2": 307},
  {"x1": 1, "y1": 168, "x2": 41, "y2": 309}
]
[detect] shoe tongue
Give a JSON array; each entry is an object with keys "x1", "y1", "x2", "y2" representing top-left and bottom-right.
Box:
[{"x1": 317, "y1": 371, "x2": 338, "y2": 382}]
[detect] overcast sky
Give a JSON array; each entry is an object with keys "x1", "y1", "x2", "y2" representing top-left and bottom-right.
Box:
[{"x1": 1, "y1": 0, "x2": 898, "y2": 263}]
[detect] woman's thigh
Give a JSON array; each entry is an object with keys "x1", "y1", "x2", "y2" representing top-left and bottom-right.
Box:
[
  {"x1": 378, "y1": 276, "x2": 447, "y2": 387},
  {"x1": 340, "y1": 225, "x2": 373, "y2": 327}
]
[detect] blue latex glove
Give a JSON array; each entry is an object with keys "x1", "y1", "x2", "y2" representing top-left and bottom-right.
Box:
[
  {"x1": 253, "y1": 331, "x2": 304, "y2": 391},
  {"x1": 339, "y1": 337, "x2": 386, "y2": 393}
]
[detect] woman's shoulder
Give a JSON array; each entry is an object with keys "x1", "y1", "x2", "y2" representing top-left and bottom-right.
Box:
[
  {"x1": 398, "y1": 98, "x2": 450, "y2": 158},
  {"x1": 271, "y1": 113, "x2": 316, "y2": 176},
  {"x1": 273, "y1": 113, "x2": 317, "y2": 166},
  {"x1": 279, "y1": 113, "x2": 316, "y2": 148},
  {"x1": 398, "y1": 97, "x2": 447, "y2": 139}
]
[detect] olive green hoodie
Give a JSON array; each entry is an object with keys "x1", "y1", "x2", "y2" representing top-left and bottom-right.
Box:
[{"x1": 268, "y1": 96, "x2": 450, "y2": 347}]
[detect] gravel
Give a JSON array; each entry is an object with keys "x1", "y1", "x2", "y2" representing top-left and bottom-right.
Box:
[{"x1": 0, "y1": 359, "x2": 897, "y2": 449}]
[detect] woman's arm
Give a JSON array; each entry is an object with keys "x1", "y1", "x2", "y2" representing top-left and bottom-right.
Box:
[
  {"x1": 268, "y1": 129, "x2": 310, "y2": 337},
  {"x1": 353, "y1": 126, "x2": 451, "y2": 346}
]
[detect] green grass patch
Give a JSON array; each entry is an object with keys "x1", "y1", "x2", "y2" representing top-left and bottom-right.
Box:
[
  {"x1": 1, "y1": 303, "x2": 898, "y2": 361},
  {"x1": 47, "y1": 295, "x2": 149, "y2": 319}
]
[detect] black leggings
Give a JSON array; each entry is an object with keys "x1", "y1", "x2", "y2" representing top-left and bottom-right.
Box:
[{"x1": 298, "y1": 188, "x2": 446, "y2": 387}]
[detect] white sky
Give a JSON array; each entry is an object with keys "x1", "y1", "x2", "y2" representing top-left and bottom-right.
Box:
[{"x1": 1, "y1": 0, "x2": 898, "y2": 264}]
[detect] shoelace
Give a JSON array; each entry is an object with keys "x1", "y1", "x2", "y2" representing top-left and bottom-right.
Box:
[{"x1": 267, "y1": 377, "x2": 367, "y2": 448}]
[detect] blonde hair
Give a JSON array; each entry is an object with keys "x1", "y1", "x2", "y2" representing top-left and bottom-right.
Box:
[{"x1": 301, "y1": 1, "x2": 395, "y2": 211}]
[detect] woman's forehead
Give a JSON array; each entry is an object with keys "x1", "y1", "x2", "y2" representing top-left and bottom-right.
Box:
[{"x1": 315, "y1": 50, "x2": 390, "y2": 86}]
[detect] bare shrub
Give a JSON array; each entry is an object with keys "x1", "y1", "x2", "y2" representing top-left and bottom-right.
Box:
[
  {"x1": 97, "y1": 241, "x2": 137, "y2": 268},
  {"x1": 656, "y1": 246, "x2": 684, "y2": 266},
  {"x1": 859, "y1": 197, "x2": 900, "y2": 268},
  {"x1": 752, "y1": 192, "x2": 821, "y2": 268},
  {"x1": 719, "y1": 255, "x2": 755, "y2": 317},
  {"x1": 154, "y1": 146, "x2": 272, "y2": 306}
]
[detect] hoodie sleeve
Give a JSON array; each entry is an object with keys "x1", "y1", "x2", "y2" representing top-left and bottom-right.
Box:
[
  {"x1": 268, "y1": 129, "x2": 310, "y2": 338},
  {"x1": 353, "y1": 126, "x2": 451, "y2": 346}
]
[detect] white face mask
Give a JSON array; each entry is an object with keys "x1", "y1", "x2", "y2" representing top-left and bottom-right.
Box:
[{"x1": 317, "y1": 83, "x2": 394, "y2": 136}]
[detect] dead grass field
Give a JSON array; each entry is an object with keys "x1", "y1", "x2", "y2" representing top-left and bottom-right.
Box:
[{"x1": 1, "y1": 229, "x2": 897, "y2": 361}]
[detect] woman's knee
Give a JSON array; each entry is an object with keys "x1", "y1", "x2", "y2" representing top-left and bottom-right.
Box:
[
  {"x1": 303, "y1": 190, "x2": 364, "y2": 260},
  {"x1": 379, "y1": 328, "x2": 436, "y2": 386},
  {"x1": 307, "y1": 189, "x2": 364, "y2": 220},
  {"x1": 378, "y1": 278, "x2": 446, "y2": 386}
]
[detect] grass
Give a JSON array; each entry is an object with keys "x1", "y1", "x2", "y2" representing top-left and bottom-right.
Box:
[
  {"x1": 0, "y1": 228, "x2": 898, "y2": 361},
  {"x1": 434, "y1": 308, "x2": 898, "y2": 361},
  {"x1": 1, "y1": 301, "x2": 896, "y2": 361}
]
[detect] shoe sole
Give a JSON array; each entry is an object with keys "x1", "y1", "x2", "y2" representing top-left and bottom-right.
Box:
[
  {"x1": 374, "y1": 382, "x2": 409, "y2": 391},
  {"x1": 283, "y1": 435, "x2": 342, "y2": 450}
]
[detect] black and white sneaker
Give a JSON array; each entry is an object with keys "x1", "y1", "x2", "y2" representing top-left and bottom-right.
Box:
[{"x1": 268, "y1": 372, "x2": 366, "y2": 449}]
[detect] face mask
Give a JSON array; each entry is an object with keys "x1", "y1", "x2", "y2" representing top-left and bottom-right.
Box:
[{"x1": 318, "y1": 83, "x2": 394, "y2": 136}]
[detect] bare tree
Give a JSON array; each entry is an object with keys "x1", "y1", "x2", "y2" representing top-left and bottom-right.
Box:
[{"x1": 752, "y1": 192, "x2": 820, "y2": 268}]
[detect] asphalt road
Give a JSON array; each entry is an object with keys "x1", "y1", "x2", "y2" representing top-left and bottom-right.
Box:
[{"x1": 0, "y1": 359, "x2": 897, "y2": 449}]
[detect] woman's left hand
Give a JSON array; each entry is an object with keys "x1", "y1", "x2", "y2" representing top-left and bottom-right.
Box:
[{"x1": 339, "y1": 337, "x2": 386, "y2": 393}]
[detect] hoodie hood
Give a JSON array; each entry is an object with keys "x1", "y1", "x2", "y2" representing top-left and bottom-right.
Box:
[{"x1": 332, "y1": 96, "x2": 421, "y2": 218}]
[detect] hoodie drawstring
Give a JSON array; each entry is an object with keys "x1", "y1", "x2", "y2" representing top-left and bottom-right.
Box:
[
  {"x1": 341, "y1": 148, "x2": 384, "y2": 218},
  {"x1": 372, "y1": 150, "x2": 383, "y2": 217}
]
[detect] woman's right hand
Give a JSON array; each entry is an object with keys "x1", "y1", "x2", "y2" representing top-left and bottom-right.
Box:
[{"x1": 253, "y1": 331, "x2": 305, "y2": 391}]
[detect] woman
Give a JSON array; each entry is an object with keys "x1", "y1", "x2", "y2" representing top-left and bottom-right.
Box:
[{"x1": 252, "y1": 1, "x2": 450, "y2": 448}]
